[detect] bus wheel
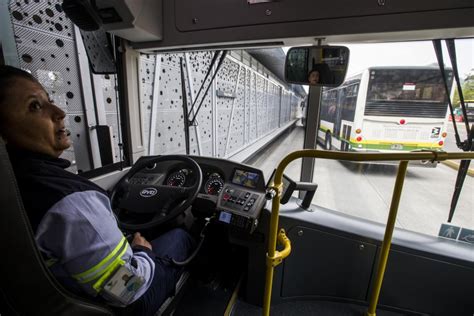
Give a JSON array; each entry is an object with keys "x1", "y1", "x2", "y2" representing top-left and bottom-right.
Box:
[{"x1": 325, "y1": 132, "x2": 332, "y2": 150}]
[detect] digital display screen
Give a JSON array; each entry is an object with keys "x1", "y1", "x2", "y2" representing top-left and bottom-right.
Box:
[
  {"x1": 232, "y1": 169, "x2": 260, "y2": 188},
  {"x1": 219, "y1": 211, "x2": 232, "y2": 224}
]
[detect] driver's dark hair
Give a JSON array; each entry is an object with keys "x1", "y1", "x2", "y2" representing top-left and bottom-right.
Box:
[
  {"x1": 0, "y1": 65, "x2": 39, "y2": 122},
  {"x1": 0, "y1": 65, "x2": 39, "y2": 103}
]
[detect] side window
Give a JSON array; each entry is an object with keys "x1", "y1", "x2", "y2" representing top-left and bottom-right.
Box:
[
  {"x1": 341, "y1": 84, "x2": 358, "y2": 121},
  {"x1": 3, "y1": 1, "x2": 124, "y2": 174}
]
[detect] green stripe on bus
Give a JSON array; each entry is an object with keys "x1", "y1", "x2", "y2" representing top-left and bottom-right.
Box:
[
  {"x1": 319, "y1": 126, "x2": 331, "y2": 133},
  {"x1": 349, "y1": 142, "x2": 442, "y2": 151}
]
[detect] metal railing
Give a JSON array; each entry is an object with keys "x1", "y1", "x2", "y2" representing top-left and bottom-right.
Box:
[{"x1": 263, "y1": 150, "x2": 474, "y2": 316}]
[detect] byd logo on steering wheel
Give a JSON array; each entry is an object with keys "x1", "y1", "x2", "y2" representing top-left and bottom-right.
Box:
[{"x1": 140, "y1": 188, "x2": 158, "y2": 198}]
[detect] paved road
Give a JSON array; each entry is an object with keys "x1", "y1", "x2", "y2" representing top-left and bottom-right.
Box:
[
  {"x1": 444, "y1": 121, "x2": 469, "y2": 152},
  {"x1": 249, "y1": 126, "x2": 473, "y2": 237}
]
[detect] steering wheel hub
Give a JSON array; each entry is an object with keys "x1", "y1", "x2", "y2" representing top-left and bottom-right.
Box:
[{"x1": 110, "y1": 155, "x2": 203, "y2": 230}]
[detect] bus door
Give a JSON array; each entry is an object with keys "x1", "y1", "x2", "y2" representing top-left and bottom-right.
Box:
[
  {"x1": 333, "y1": 88, "x2": 345, "y2": 139},
  {"x1": 342, "y1": 83, "x2": 359, "y2": 151}
]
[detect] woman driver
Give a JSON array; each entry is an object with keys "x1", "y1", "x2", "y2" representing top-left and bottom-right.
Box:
[{"x1": 0, "y1": 65, "x2": 194, "y2": 316}]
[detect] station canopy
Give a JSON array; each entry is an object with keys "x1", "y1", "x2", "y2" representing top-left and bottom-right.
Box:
[{"x1": 247, "y1": 48, "x2": 307, "y2": 99}]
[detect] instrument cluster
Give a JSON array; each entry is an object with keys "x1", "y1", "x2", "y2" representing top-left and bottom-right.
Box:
[
  {"x1": 164, "y1": 167, "x2": 225, "y2": 196},
  {"x1": 165, "y1": 169, "x2": 189, "y2": 187},
  {"x1": 204, "y1": 173, "x2": 224, "y2": 196}
]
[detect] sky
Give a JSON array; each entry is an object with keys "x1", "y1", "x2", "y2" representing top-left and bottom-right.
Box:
[
  {"x1": 284, "y1": 38, "x2": 474, "y2": 91},
  {"x1": 342, "y1": 39, "x2": 473, "y2": 78}
]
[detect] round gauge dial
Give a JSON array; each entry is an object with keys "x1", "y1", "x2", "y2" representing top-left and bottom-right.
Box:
[
  {"x1": 205, "y1": 174, "x2": 224, "y2": 195},
  {"x1": 166, "y1": 171, "x2": 186, "y2": 187}
]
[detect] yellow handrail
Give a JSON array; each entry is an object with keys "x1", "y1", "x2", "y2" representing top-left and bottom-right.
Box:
[
  {"x1": 262, "y1": 150, "x2": 474, "y2": 316},
  {"x1": 266, "y1": 229, "x2": 292, "y2": 268}
]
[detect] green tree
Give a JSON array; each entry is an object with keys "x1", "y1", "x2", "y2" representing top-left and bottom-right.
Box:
[{"x1": 453, "y1": 74, "x2": 474, "y2": 106}]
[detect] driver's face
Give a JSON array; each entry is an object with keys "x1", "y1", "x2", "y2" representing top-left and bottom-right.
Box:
[
  {"x1": 308, "y1": 71, "x2": 319, "y2": 84},
  {"x1": 0, "y1": 78, "x2": 71, "y2": 157}
]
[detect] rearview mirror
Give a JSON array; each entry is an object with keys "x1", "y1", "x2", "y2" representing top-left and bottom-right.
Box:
[{"x1": 285, "y1": 45, "x2": 349, "y2": 87}]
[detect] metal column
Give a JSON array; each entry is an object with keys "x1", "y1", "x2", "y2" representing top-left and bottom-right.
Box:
[
  {"x1": 300, "y1": 86, "x2": 322, "y2": 187},
  {"x1": 184, "y1": 52, "x2": 203, "y2": 155},
  {"x1": 148, "y1": 54, "x2": 162, "y2": 155},
  {"x1": 74, "y1": 26, "x2": 102, "y2": 168}
]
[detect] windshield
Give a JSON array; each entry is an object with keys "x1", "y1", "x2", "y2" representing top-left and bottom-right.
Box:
[
  {"x1": 133, "y1": 41, "x2": 472, "y2": 241},
  {"x1": 11, "y1": 14, "x2": 470, "y2": 242}
]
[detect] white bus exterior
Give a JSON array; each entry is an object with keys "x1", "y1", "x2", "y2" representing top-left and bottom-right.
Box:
[{"x1": 318, "y1": 67, "x2": 454, "y2": 154}]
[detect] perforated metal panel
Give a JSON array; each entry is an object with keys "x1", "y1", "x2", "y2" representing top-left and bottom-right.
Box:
[
  {"x1": 139, "y1": 54, "x2": 156, "y2": 152},
  {"x1": 9, "y1": 0, "x2": 86, "y2": 173},
  {"x1": 98, "y1": 74, "x2": 122, "y2": 162},
  {"x1": 227, "y1": 66, "x2": 246, "y2": 154},
  {"x1": 216, "y1": 58, "x2": 239, "y2": 157},
  {"x1": 138, "y1": 50, "x2": 303, "y2": 159},
  {"x1": 6, "y1": 0, "x2": 123, "y2": 173},
  {"x1": 80, "y1": 30, "x2": 116, "y2": 74},
  {"x1": 249, "y1": 71, "x2": 257, "y2": 143}
]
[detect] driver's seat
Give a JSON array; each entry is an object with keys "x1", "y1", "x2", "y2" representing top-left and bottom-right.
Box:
[
  {"x1": 0, "y1": 139, "x2": 114, "y2": 315},
  {"x1": 0, "y1": 140, "x2": 190, "y2": 315}
]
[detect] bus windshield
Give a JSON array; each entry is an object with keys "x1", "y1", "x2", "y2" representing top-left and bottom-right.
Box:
[{"x1": 367, "y1": 68, "x2": 452, "y2": 104}]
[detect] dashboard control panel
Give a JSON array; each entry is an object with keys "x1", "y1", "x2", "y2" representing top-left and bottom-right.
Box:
[
  {"x1": 216, "y1": 184, "x2": 265, "y2": 233},
  {"x1": 129, "y1": 156, "x2": 266, "y2": 234}
]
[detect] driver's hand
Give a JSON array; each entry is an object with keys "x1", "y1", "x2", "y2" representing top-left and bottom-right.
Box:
[{"x1": 131, "y1": 232, "x2": 152, "y2": 251}]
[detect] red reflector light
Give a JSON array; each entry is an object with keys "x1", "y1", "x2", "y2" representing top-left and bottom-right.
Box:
[
  {"x1": 442, "y1": 132, "x2": 447, "y2": 138},
  {"x1": 438, "y1": 140, "x2": 444, "y2": 146},
  {"x1": 356, "y1": 136, "x2": 362, "y2": 142},
  {"x1": 399, "y1": 119, "x2": 406, "y2": 125},
  {"x1": 355, "y1": 129, "x2": 362, "y2": 134}
]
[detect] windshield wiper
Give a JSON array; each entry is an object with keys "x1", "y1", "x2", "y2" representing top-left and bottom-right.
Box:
[{"x1": 433, "y1": 39, "x2": 474, "y2": 222}]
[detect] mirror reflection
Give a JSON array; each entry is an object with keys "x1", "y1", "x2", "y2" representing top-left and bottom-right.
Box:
[{"x1": 285, "y1": 45, "x2": 350, "y2": 87}]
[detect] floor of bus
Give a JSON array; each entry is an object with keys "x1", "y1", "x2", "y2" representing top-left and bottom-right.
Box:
[
  {"x1": 171, "y1": 223, "x2": 245, "y2": 315},
  {"x1": 173, "y1": 280, "x2": 409, "y2": 316},
  {"x1": 171, "y1": 254, "x2": 408, "y2": 316},
  {"x1": 170, "y1": 220, "x2": 409, "y2": 316},
  {"x1": 231, "y1": 300, "x2": 407, "y2": 316}
]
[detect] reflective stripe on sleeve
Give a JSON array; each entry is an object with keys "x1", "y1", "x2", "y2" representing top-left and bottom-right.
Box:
[
  {"x1": 45, "y1": 258, "x2": 58, "y2": 267},
  {"x1": 92, "y1": 257, "x2": 126, "y2": 293},
  {"x1": 72, "y1": 236, "x2": 128, "y2": 284}
]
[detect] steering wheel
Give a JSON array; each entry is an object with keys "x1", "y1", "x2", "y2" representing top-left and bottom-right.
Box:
[{"x1": 110, "y1": 155, "x2": 203, "y2": 231}]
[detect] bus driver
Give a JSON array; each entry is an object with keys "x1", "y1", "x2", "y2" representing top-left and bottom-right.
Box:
[{"x1": 0, "y1": 65, "x2": 195, "y2": 316}]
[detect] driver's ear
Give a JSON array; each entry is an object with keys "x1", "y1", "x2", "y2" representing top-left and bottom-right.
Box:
[
  {"x1": 0, "y1": 110, "x2": 7, "y2": 143},
  {"x1": 0, "y1": 128, "x2": 6, "y2": 143}
]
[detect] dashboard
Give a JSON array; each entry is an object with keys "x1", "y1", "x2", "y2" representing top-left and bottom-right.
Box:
[
  {"x1": 128, "y1": 155, "x2": 267, "y2": 232},
  {"x1": 162, "y1": 167, "x2": 227, "y2": 196}
]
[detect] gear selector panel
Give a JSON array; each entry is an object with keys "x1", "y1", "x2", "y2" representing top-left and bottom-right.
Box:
[{"x1": 217, "y1": 184, "x2": 265, "y2": 233}]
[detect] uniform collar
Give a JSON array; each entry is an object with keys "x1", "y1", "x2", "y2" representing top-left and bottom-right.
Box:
[{"x1": 6, "y1": 145, "x2": 71, "y2": 169}]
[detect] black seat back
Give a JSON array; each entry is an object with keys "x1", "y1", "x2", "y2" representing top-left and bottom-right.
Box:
[{"x1": 0, "y1": 140, "x2": 113, "y2": 315}]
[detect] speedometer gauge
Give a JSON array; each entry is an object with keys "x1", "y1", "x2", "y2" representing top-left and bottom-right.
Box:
[
  {"x1": 166, "y1": 171, "x2": 186, "y2": 187},
  {"x1": 205, "y1": 174, "x2": 224, "y2": 195}
]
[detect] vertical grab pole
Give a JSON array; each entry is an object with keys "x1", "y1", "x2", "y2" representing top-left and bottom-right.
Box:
[
  {"x1": 366, "y1": 160, "x2": 409, "y2": 316},
  {"x1": 263, "y1": 178, "x2": 284, "y2": 316}
]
